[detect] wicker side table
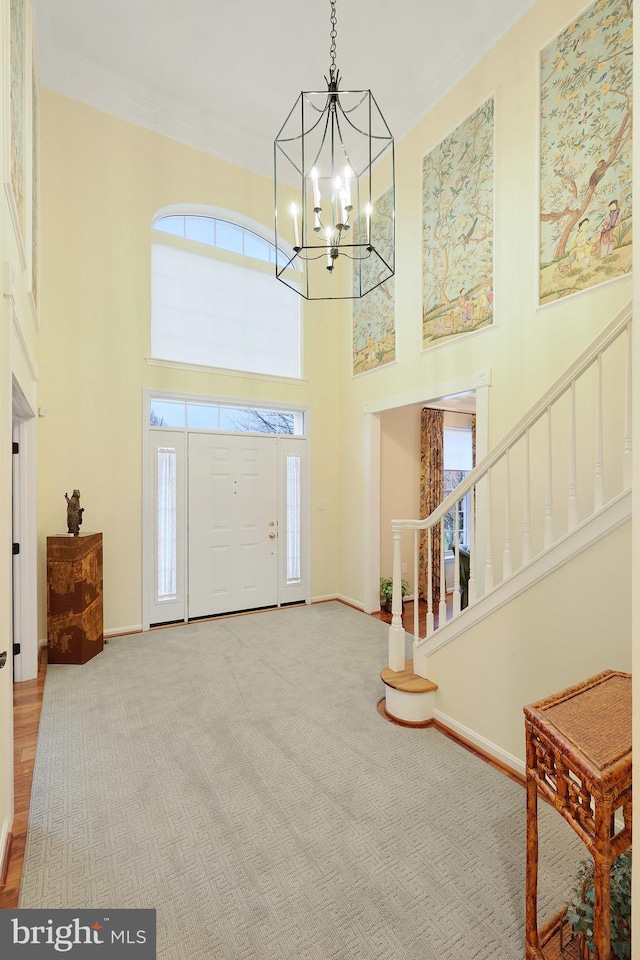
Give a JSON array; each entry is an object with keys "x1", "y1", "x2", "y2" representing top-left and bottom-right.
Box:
[{"x1": 524, "y1": 670, "x2": 632, "y2": 960}]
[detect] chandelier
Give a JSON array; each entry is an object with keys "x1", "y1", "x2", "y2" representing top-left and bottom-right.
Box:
[{"x1": 274, "y1": 0, "x2": 395, "y2": 300}]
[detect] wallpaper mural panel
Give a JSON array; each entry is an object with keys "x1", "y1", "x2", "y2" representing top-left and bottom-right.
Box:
[
  {"x1": 539, "y1": 0, "x2": 632, "y2": 305},
  {"x1": 422, "y1": 97, "x2": 494, "y2": 347},
  {"x1": 352, "y1": 187, "x2": 395, "y2": 376},
  {"x1": 9, "y1": 0, "x2": 26, "y2": 238}
]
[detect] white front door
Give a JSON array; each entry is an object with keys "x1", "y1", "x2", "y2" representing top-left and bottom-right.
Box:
[{"x1": 188, "y1": 434, "x2": 279, "y2": 618}]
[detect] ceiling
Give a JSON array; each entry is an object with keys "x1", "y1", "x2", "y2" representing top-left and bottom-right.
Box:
[{"x1": 33, "y1": 0, "x2": 538, "y2": 180}]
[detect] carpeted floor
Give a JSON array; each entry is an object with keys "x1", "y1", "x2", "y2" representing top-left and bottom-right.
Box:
[{"x1": 20, "y1": 602, "x2": 583, "y2": 959}]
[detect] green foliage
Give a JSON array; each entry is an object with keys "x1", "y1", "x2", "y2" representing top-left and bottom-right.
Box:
[
  {"x1": 567, "y1": 853, "x2": 631, "y2": 959},
  {"x1": 379, "y1": 577, "x2": 410, "y2": 602},
  {"x1": 540, "y1": 0, "x2": 633, "y2": 265},
  {"x1": 422, "y1": 97, "x2": 494, "y2": 319}
]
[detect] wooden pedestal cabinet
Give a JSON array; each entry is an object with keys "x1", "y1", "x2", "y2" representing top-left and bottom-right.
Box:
[{"x1": 47, "y1": 533, "x2": 104, "y2": 664}]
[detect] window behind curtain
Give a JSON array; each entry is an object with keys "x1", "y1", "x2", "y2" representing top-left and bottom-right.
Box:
[{"x1": 443, "y1": 426, "x2": 473, "y2": 550}]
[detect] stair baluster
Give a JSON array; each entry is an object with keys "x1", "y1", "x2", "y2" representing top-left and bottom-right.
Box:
[
  {"x1": 568, "y1": 380, "x2": 578, "y2": 531},
  {"x1": 503, "y1": 448, "x2": 512, "y2": 579},
  {"x1": 523, "y1": 428, "x2": 532, "y2": 565},
  {"x1": 544, "y1": 406, "x2": 554, "y2": 549},
  {"x1": 594, "y1": 353, "x2": 604, "y2": 510}
]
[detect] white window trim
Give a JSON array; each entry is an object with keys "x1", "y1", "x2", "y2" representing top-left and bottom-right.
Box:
[
  {"x1": 144, "y1": 356, "x2": 308, "y2": 386},
  {"x1": 142, "y1": 388, "x2": 312, "y2": 631},
  {"x1": 152, "y1": 203, "x2": 299, "y2": 268}
]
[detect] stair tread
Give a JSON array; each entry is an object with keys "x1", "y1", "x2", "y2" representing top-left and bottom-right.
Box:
[{"x1": 380, "y1": 661, "x2": 438, "y2": 693}]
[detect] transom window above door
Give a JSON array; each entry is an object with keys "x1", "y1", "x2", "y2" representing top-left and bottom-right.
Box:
[{"x1": 150, "y1": 397, "x2": 305, "y2": 436}]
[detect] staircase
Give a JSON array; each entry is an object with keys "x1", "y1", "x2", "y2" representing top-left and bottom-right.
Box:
[{"x1": 380, "y1": 304, "x2": 632, "y2": 728}]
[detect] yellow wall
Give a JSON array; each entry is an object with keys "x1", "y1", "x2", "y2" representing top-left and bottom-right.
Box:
[
  {"x1": 37, "y1": 91, "x2": 342, "y2": 633},
  {"x1": 33, "y1": 0, "x2": 635, "y2": 822},
  {"x1": 338, "y1": 0, "x2": 633, "y2": 608},
  {"x1": 379, "y1": 405, "x2": 422, "y2": 589},
  {"x1": 428, "y1": 520, "x2": 632, "y2": 763}
]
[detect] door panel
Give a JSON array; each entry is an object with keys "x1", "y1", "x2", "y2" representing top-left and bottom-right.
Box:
[{"x1": 188, "y1": 434, "x2": 278, "y2": 618}]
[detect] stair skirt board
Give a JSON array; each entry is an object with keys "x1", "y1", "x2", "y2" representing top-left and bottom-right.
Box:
[{"x1": 414, "y1": 488, "x2": 630, "y2": 660}]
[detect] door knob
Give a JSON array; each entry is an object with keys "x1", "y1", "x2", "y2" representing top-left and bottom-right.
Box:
[{"x1": 269, "y1": 532, "x2": 276, "y2": 539}]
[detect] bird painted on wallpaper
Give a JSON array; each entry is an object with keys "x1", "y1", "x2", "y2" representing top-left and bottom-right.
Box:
[{"x1": 588, "y1": 159, "x2": 608, "y2": 190}]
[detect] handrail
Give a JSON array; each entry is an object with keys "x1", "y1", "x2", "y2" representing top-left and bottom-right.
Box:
[
  {"x1": 386, "y1": 301, "x2": 632, "y2": 676},
  {"x1": 391, "y1": 303, "x2": 632, "y2": 533}
]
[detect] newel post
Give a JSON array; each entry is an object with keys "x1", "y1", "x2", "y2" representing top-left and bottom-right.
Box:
[{"x1": 388, "y1": 527, "x2": 406, "y2": 672}]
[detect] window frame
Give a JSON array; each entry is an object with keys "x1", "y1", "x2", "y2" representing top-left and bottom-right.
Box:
[{"x1": 150, "y1": 205, "x2": 303, "y2": 381}]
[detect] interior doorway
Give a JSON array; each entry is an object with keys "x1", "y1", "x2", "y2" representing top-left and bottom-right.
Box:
[
  {"x1": 362, "y1": 369, "x2": 490, "y2": 614},
  {"x1": 11, "y1": 378, "x2": 38, "y2": 683}
]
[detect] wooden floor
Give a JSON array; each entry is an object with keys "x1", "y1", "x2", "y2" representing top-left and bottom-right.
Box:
[
  {"x1": 0, "y1": 647, "x2": 47, "y2": 908},
  {"x1": 372, "y1": 595, "x2": 453, "y2": 636}
]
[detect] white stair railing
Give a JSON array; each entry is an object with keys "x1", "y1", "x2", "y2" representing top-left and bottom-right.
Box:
[{"x1": 388, "y1": 305, "x2": 632, "y2": 678}]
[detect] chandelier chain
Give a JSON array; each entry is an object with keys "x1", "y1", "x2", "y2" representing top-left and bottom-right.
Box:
[{"x1": 329, "y1": 0, "x2": 337, "y2": 81}]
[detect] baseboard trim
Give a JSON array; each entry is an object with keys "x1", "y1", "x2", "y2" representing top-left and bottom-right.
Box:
[
  {"x1": 377, "y1": 698, "x2": 435, "y2": 728},
  {"x1": 311, "y1": 594, "x2": 365, "y2": 611},
  {"x1": 0, "y1": 825, "x2": 12, "y2": 892},
  {"x1": 105, "y1": 624, "x2": 143, "y2": 638},
  {"x1": 433, "y1": 710, "x2": 525, "y2": 786},
  {"x1": 335, "y1": 594, "x2": 364, "y2": 611}
]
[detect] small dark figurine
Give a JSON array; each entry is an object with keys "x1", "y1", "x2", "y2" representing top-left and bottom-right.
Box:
[{"x1": 65, "y1": 489, "x2": 84, "y2": 536}]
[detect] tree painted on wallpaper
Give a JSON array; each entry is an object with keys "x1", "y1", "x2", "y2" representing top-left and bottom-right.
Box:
[
  {"x1": 422, "y1": 97, "x2": 494, "y2": 347},
  {"x1": 540, "y1": 0, "x2": 632, "y2": 305},
  {"x1": 352, "y1": 187, "x2": 395, "y2": 376}
]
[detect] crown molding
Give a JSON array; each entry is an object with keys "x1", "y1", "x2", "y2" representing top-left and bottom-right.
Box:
[{"x1": 38, "y1": 45, "x2": 273, "y2": 180}]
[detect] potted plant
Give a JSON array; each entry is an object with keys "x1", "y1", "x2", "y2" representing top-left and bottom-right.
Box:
[
  {"x1": 379, "y1": 577, "x2": 410, "y2": 613},
  {"x1": 566, "y1": 852, "x2": 631, "y2": 959}
]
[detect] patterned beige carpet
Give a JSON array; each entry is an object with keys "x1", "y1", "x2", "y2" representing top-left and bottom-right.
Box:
[{"x1": 20, "y1": 602, "x2": 583, "y2": 959}]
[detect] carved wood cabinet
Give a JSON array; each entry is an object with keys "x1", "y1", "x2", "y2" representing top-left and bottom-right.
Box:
[
  {"x1": 524, "y1": 670, "x2": 632, "y2": 960},
  {"x1": 47, "y1": 533, "x2": 104, "y2": 664}
]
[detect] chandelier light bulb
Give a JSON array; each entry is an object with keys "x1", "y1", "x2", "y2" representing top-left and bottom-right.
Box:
[
  {"x1": 310, "y1": 168, "x2": 321, "y2": 210},
  {"x1": 290, "y1": 203, "x2": 300, "y2": 249}
]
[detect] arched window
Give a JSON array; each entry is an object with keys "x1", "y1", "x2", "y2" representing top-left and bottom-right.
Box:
[{"x1": 151, "y1": 210, "x2": 302, "y2": 379}]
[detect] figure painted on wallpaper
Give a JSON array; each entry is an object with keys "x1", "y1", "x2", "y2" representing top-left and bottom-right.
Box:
[
  {"x1": 422, "y1": 97, "x2": 494, "y2": 346},
  {"x1": 539, "y1": 0, "x2": 632, "y2": 304},
  {"x1": 571, "y1": 219, "x2": 593, "y2": 268},
  {"x1": 599, "y1": 200, "x2": 621, "y2": 258},
  {"x1": 457, "y1": 289, "x2": 472, "y2": 324}
]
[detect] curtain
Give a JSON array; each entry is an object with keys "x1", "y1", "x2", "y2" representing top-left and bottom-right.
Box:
[{"x1": 419, "y1": 408, "x2": 444, "y2": 602}]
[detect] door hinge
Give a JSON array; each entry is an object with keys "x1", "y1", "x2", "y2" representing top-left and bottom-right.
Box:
[
  {"x1": 12, "y1": 441, "x2": 18, "y2": 455},
  {"x1": 13, "y1": 643, "x2": 20, "y2": 656},
  {"x1": 12, "y1": 543, "x2": 20, "y2": 555}
]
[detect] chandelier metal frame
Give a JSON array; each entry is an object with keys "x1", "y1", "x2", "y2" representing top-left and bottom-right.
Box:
[{"x1": 274, "y1": 0, "x2": 395, "y2": 300}]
